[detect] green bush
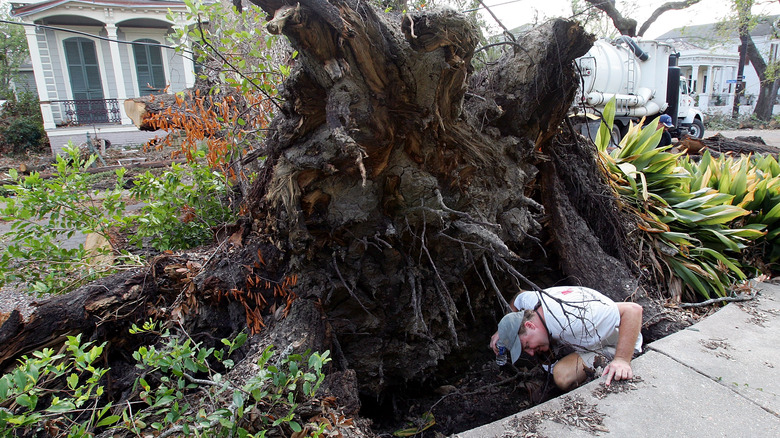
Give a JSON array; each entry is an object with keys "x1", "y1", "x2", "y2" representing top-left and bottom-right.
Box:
[
  {"x1": 596, "y1": 99, "x2": 768, "y2": 301},
  {"x1": 125, "y1": 150, "x2": 236, "y2": 251},
  {"x1": 0, "y1": 145, "x2": 131, "y2": 296},
  {"x1": 0, "y1": 146, "x2": 235, "y2": 295},
  {"x1": 0, "y1": 324, "x2": 332, "y2": 437},
  {"x1": 0, "y1": 91, "x2": 48, "y2": 155},
  {"x1": 1, "y1": 115, "x2": 46, "y2": 154}
]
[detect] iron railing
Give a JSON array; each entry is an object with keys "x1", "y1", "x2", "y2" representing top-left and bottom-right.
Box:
[{"x1": 52, "y1": 99, "x2": 122, "y2": 126}]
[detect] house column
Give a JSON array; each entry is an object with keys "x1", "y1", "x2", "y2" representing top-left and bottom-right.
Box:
[
  {"x1": 705, "y1": 65, "x2": 714, "y2": 94},
  {"x1": 176, "y1": 13, "x2": 197, "y2": 89},
  {"x1": 24, "y1": 25, "x2": 55, "y2": 130},
  {"x1": 699, "y1": 64, "x2": 713, "y2": 109},
  {"x1": 105, "y1": 22, "x2": 132, "y2": 125},
  {"x1": 691, "y1": 65, "x2": 700, "y2": 92}
]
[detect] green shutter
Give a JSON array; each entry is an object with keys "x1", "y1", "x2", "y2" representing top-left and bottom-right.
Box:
[{"x1": 133, "y1": 39, "x2": 166, "y2": 96}]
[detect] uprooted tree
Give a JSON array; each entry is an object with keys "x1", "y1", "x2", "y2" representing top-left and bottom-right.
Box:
[{"x1": 0, "y1": 1, "x2": 691, "y2": 435}]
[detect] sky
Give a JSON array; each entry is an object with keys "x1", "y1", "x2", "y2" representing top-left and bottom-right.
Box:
[{"x1": 471, "y1": 0, "x2": 780, "y2": 39}]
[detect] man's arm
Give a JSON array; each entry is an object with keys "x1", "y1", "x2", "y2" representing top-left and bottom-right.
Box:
[{"x1": 602, "y1": 302, "x2": 643, "y2": 385}]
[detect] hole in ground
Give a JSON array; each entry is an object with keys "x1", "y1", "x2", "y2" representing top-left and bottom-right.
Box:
[{"x1": 360, "y1": 359, "x2": 560, "y2": 435}]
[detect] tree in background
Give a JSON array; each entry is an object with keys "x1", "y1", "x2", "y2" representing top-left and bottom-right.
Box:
[
  {"x1": 585, "y1": 0, "x2": 702, "y2": 37},
  {"x1": 0, "y1": 0, "x2": 29, "y2": 99},
  {"x1": 585, "y1": 0, "x2": 780, "y2": 121},
  {"x1": 728, "y1": 0, "x2": 780, "y2": 120}
]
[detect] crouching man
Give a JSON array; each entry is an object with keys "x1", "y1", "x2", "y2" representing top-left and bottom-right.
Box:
[{"x1": 491, "y1": 286, "x2": 643, "y2": 390}]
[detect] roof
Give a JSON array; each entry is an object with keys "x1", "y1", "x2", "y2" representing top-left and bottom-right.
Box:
[
  {"x1": 11, "y1": 1, "x2": 187, "y2": 17},
  {"x1": 656, "y1": 15, "x2": 779, "y2": 43}
]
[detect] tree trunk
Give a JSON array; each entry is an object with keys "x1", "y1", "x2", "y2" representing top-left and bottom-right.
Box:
[{"x1": 753, "y1": 78, "x2": 780, "y2": 121}]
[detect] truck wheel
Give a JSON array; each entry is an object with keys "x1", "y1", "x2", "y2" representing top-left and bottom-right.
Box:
[{"x1": 688, "y1": 119, "x2": 705, "y2": 139}]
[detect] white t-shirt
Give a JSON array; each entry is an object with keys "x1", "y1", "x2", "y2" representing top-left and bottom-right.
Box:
[
  {"x1": 513, "y1": 291, "x2": 541, "y2": 311},
  {"x1": 523, "y1": 286, "x2": 642, "y2": 356}
]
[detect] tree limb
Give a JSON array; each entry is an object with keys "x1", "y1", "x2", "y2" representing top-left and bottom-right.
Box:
[
  {"x1": 745, "y1": 34, "x2": 768, "y2": 81},
  {"x1": 587, "y1": 0, "x2": 700, "y2": 37},
  {"x1": 637, "y1": 0, "x2": 702, "y2": 37},
  {"x1": 585, "y1": 0, "x2": 638, "y2": 36},
  {"x1": 679, "y1": 292, "x2": 758, "y2": 308}
]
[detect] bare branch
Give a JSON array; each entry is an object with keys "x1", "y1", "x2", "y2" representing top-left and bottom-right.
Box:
[
  {"x1": 679, "y1": 291, "x2": 758, "y2": 308},
  {"x1": 637, "y1": 0, "x2": 702, "y2": 37},
  {"x1": 585, "y1": 0, "x2": 638, "y2": 36},
  {"x1": 482, "y1": 255, "x2": 512, "y2": 313}
]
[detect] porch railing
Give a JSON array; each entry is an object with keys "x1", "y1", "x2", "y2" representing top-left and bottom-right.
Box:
[{"x1": 51, "y1": 99, "x2": 122, "y2": 126}]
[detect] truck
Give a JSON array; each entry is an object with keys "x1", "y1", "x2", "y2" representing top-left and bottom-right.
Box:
[{"x1": 573, "y1": 37, "x2": 705, "y2": 144}]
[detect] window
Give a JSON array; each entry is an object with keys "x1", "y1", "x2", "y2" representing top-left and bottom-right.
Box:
[
  {"x1": 133, "y1": 39, "x2": 166, "y2": 96},
  {"x1": 63, "y1": 37, "x2": 108, "y2": 124},
  {"x1": 63, "y1": 37, "x2": 104, "y2": 100}
]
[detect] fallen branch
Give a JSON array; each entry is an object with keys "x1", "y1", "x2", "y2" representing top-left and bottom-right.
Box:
[{"x1": 679, "y1": 292, "x2": 758, "y2": 308}]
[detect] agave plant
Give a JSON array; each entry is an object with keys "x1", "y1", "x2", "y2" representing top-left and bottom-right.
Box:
[
  {"x1": 681, "y1": 151, "x2": 780, "y2": 272},
  {"x1": 594, "y1": 99, "x2": 765, "y2": 301}
]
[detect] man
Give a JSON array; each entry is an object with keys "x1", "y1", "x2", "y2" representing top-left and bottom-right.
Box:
[
  {"x1": 490, "y1": 286, "x2": 643, "y2": 390},
  {"x1": 658, "y1": 114, "x2": 674, "y2": 147}
]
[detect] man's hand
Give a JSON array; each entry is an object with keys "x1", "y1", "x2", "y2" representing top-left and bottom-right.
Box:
[
  {"x1": 489, "y1": 332, "x2": 500, "y2": 354},
  {"x1": 602, "y1": 358, "x2": 633, "y2": 386}
]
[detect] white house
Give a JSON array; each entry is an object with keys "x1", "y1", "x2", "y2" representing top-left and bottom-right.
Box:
[
  {"x1": 10, "y1": 0, "x2": 204, "y2": 154},
  {"x1": 656, "y1": 16, "x2": 780, "y2": 116}
]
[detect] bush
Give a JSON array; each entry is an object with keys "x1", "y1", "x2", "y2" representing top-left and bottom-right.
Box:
[
  {"x1": 0, "y1": 325, "x2": 333, "y2": 437},
  {"x1": 125, "y1": 151, "x2": 236, "y2": 251},
  {"x1": 1, "y1": 116, "x2": 46, "y2": 154},
  {"x1": 596, "y1": 99, "x2": 771, "y2": 301},
  {"x1": 0, "y1": 146, "x2": 237, "y2": 295},
  {"x1": 0, "y1": 91, "x2": 48, "y2": 155},
  {"x1": 0, "y1": 145, "x2": 131, "y2": 296}
]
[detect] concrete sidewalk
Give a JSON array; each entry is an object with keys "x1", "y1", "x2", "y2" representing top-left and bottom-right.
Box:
[{"x1": 456, "y1": 282, "x2": 780, "y2": 437}]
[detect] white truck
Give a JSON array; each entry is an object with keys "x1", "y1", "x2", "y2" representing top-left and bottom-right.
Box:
[{"x1": 574, "y1": 37, "x2": 705, "y2": 143}]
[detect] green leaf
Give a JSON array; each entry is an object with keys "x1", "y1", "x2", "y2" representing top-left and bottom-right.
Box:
[
  {"x1": 46, "y1": 397, "x2": 76, "y2": 413},
  {"x1": 233, "y1": 391, "x2": 244, "y2": 408},
  {"x1": 602, "y1": 97, "x2": 615, "y2": 130},
  {"x1": 96, "y1": 415, "x2": 120, "y2": 427},
  {"x1": 668, "y1": 257, "x2": 711, "y2": 300},
  {"x1": 695, "y1": 206, "x2": 749, "y2": 225},
  {"x1": 16, "y1": 393, "x2": 38, "y2": 410},
  {"x1": 67, "y1": 373, "x2": 79, "y2": 389}
]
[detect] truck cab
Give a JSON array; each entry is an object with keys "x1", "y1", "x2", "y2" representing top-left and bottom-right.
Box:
[{"x1": 676, "y1": 77, "x2": 705, "y2": 139}]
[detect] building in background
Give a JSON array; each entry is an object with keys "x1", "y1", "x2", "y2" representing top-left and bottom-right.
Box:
[
  {"x1": 10, "y1": 0, "x2": 202, "y2": 154},
  {"x1": 657, "y1": 15, "x2": 780, "y2": 117}
]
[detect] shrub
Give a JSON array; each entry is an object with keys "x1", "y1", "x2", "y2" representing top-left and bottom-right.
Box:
[
  {"x1": 0, "y1": 324, "x2": 333, "y2": 437},
  {"x1": 0, "y1": 91, "x2": 48, "y2": 155},
  {"x1": 0, "y1": 146, "x2": 238, "y2": 295},
  {"x1": 1, "y1": 115, "x2": 46, "y2": 154},
  {"x1": 124, "y1": 151, "x2": 237, "y2": 251},
  {"x1": 596, "y1": 99, "x2": 767, "y2": 301},
  {"x1": 0, "y1": 145, "x2": 131, "y2": 296}
]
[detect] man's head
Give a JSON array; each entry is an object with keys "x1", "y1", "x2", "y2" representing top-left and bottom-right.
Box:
[
  {"x1": 659, "y1": 114, "x2": 674, "y2": 129},
  {"x1": 497, "y1": 309, "x2": 551, "y2": 363}
]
